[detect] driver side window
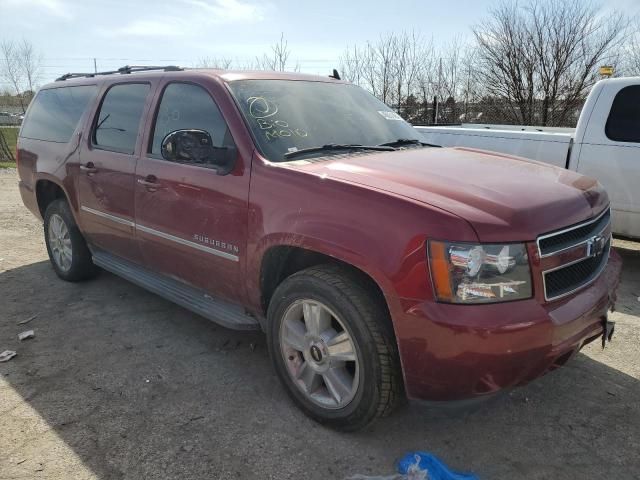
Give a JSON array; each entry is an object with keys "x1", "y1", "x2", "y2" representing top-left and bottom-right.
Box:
[{"x1": 150, "y1": 82, "x2": 234, "y2": 163}]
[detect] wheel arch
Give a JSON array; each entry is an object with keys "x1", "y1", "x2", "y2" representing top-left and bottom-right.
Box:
[
  {"x1": 35, "y1": 177, "x2": 76, "y2": 221},
  {"x1": 259, "y1": 244, "x2": 397, "y2": 329}
]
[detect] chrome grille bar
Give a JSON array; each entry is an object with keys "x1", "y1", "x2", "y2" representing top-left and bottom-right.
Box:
[
  {"x1": 537, "y1": 208, "x2": 610, "y2": 258},
  {"x1": 538, "y1": 208, "x2": 612, "y2": 301}
]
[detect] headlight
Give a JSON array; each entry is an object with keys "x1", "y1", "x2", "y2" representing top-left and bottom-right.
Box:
[{"x1": 428, "y1": 241, "x2": 532, "y2": 303}]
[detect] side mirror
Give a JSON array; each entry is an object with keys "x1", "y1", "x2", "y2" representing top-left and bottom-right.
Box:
[{"x1": 161, "y1": 129, "x2": 236, "y2": 175}]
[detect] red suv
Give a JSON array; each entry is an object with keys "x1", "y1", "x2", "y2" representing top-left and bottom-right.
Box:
[{"x1": 16, "y1": 66, "x2": 621, "y2": 430}]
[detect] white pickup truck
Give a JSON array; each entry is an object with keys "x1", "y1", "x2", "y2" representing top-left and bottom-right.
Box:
[{"x1": 416, "y1": 77, "x2": 640, "y2": 239}]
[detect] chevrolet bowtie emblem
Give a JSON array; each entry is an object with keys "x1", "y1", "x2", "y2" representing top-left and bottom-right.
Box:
[{"x1": 586, "y1": 234, "x2": 606, "y2": 258}]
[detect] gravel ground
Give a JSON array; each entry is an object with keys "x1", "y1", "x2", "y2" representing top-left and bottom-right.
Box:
[{"x1": 1, "y1": 167, "x2": 639, "y2": 480}]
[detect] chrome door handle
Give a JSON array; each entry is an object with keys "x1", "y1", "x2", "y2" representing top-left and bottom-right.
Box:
[
  {"x1": 80, "y1": 163, "x2": 97, "y2": 174},
  {"x1": 137, "y1": 177, "x2": 161, "y2": 190}
]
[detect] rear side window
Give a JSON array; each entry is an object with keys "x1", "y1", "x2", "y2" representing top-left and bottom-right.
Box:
[
  {"x1": 605, "y1": 85, "x2": 640, "y2": 143},
  {"x1": 93, "y1": 83, "x2": 150, "y2": 154},
  {"x1": 20, "y1": 85, "x2": 96, "y2": 143}
]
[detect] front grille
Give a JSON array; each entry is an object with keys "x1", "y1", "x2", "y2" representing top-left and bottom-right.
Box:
[
  {"x1": 538, "y1": 208, "x2": 611, "y2": 301},
  {"x1": 543, "y1": 239, "x2": 610, "y2": 300},
  {"x1": 538, "y1": 209, "x2": 610, "y2": 256}
]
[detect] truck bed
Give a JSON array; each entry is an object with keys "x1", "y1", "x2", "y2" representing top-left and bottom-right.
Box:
[
  {"x1": 446, "y1": 123, "x2": 575, "y2": 134},
  {"x1": 415, "y1": 125, "x2": 573, "y2": 168}
]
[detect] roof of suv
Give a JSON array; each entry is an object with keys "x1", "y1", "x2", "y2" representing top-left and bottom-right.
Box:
[{"x1": 44, "y1": 68, "x2": 347, "y2": 89}]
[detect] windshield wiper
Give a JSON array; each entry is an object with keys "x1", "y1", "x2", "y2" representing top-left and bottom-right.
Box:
[
  {"x1": 283, "y1": 143, "x2": 396, "y2": 159},
  {"x1": 378, "y1": 138, "x2": 441, "y2": 148}
]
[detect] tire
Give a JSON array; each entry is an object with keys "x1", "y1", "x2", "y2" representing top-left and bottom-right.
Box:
[
  {"x1": 43, "y1": 199, "x2": 98, "y2": 282},
  {"x1": 267, "y1": 264, "x2": 402, "y2": 431}
]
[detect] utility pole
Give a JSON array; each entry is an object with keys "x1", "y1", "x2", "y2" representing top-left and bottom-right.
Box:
[
  {"x1": 432, "y1": 96, "x2": 437, "y2": 124},
  {"x1": 435, "y1": 57, "x2": 442, "y2": 124},
  {"x1": 93, "y1": 58, "x2": 97, "y2": 74},
  {"x1": 465, "y1": 63, "x2": 471, "y2": 122}
]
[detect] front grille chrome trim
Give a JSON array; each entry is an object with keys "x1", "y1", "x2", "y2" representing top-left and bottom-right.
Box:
[
  {"x1": 537, "y1": 207, "x2": 612, "y2": 302},
  {"x1": 541, "y1": 238, "x2": 611, "y2": 302},
  {"x1": 537, "y1": 208, "x2": 610, "y2": 258}
]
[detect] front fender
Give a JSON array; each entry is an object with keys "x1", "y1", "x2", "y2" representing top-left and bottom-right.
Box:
[
  {"x1": 245, "y1": 160, "x2": 478, "y2": 318},
  {"x1": 248, "y1": 230, "x2": 418, "y2": 317}
]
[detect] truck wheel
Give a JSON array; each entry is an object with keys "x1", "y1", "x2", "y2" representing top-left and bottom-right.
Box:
[
  {"x1": 267, "y1": 265, "x2": 402, "y2": 431},
  {"x1": 43, "y1": 199, "x2": 97, "y2": 282}
]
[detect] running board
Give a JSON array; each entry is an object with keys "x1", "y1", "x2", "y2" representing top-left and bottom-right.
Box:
[{"x1": 92, "y1": 250, "x2": 260, "y2": 331}]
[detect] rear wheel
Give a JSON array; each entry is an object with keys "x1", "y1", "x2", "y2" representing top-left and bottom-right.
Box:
[
  {"x1": 44, "y1": 199, "x2": 97, "y2": 281},
  {"x1": 267, "y1": 265, "x2": 402, "y2": 431}
]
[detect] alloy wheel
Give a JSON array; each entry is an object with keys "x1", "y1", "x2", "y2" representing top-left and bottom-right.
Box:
[
  {"x1": 279, "y1": 299, "x2": 360, "y2": 409},
  {"x1": 48, "y1": 213, "x2": 72, "y2": 272}
]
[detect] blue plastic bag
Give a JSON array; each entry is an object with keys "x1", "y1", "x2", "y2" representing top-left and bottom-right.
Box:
[{"x1": 397, "y1": 452, "x2": 479, "y2": 480}]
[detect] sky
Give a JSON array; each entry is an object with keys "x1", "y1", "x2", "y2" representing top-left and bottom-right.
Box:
[{"x1": 1, "y1": 0, "x2": 639, "y2": 86}]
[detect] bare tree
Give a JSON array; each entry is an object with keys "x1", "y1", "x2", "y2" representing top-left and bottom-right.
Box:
[
  {"x1": 196, "y1": 56, "x2": 233, "y2": 69},
  {"x1": 0, "y1": 39, "x2": 42, "y2": 113},
  {"x1": 473, "y1": 0, "x2": 627, "y2": 126},
  {"x1": 391, "y1": 31, "x2": 425, "y2": 116},
  {"x1": 340, "y1": 31, "x2": 434, "y2": 114},
  {"x1": 458, "y1": 47, "x2": 483, "y2": 122},
  {"x1": 257, "y1": 33, "x2": 299, "y2": 72},
  {"x1": 415, "y1": 49, "x2": 438, "y2": 123},
  {"x1": 196, "y1": 34, "x2": 300, "y2": 72},
  {"x1": 1, "y1": 40, "x2": 25, "y2": 112},
  {"x1": 340, "y1": 32, "x2": 479, "y2": 124},
  {"x1": 19, "y1": 38, "x2": 42, "y2": 96},
  {"x1": 341, "y1": 36, "x2": 391, "y2": 102},
  {"x1": 433, "y1": 39, "x2": 474, "y2": 123},
  {"x1": 473, "y1": 2, "x2": 542, "y2": 125},
  {"x1": 339, "y1": 45, "x2": 364, "y2": 87},
  {"x1": 627, "y1": 18, "x2": 640, "y2": 76}
]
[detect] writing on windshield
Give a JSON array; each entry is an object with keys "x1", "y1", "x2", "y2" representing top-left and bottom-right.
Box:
[
  {"x1": 229, "y1": 80, "x2": 419, "y2": 161},
  {"x1": 247, "y1": 96, "x2": 308, "y2": 142}
]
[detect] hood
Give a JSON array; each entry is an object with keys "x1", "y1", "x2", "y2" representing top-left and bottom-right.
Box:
[{"x1": 281, "y1": 147, "x2": 608, "y2": 242}]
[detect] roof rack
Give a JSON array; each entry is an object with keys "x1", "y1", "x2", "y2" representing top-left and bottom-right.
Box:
[{"x1": 55, "y1": 65, "x2": 184, "y2": 82}]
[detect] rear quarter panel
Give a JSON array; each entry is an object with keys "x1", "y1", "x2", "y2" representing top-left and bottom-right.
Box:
[
  {"x1": 17, "y1": 82, "x2": 99, "y2": 222},
  {"x1": 17, "y1": 137, "x2": 82, "y2": 220}
]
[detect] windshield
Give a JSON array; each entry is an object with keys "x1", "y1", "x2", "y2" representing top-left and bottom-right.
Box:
[{"x1": 228, "y1": 80, "x2": 422, "y2": 161}]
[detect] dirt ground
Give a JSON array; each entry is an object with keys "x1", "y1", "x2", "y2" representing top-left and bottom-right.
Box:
[{"x1": 1, "y1": 167, "x2": 639, "y2": 480}]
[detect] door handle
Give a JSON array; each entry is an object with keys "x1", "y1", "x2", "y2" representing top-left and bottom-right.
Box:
[
  {"x1": 137, "y1": 175, "x2": 161, "y2": 190},
  {"x1": 80, "y1": 162, "x2": 97, "y2": 174}
]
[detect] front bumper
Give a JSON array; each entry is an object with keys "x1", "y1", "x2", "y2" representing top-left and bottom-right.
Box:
[{"x1": 395, "y1": 249, "x2": 622, "y2": 402}]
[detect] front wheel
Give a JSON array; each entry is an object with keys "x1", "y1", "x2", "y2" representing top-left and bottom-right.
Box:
[{"x1": 267, "y1": 265, "x2": 402, "y2": 431}]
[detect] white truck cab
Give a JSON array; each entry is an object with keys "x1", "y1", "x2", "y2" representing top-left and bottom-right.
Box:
[{"x1": 417, "y1": 77, "x2": 640, "y2": 239}]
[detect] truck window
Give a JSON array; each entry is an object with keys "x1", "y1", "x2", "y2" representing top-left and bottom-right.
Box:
[
  {"x1": 93, "y1": 83, "x2": 150, "y2": 154},
  {"x1": 605, "y1": 85, "x2": 640, "y2": 143},
  {"x1": 149, "y1": 82, "x2": 232, "y2": 158},
  {"x1": 20, "y1": 85, "x2": 96, "y2": 143}
]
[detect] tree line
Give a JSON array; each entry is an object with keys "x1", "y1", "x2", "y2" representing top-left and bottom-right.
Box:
[
  {"x1": 341, "y1": 0, "x2": 636, "y2": 126},
  {"x1": 0, "y1": 39, "x2": 39, "y2": 112},
  {"x1": 2, "y1": 0, "x2": 639, "y2": 130}
]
